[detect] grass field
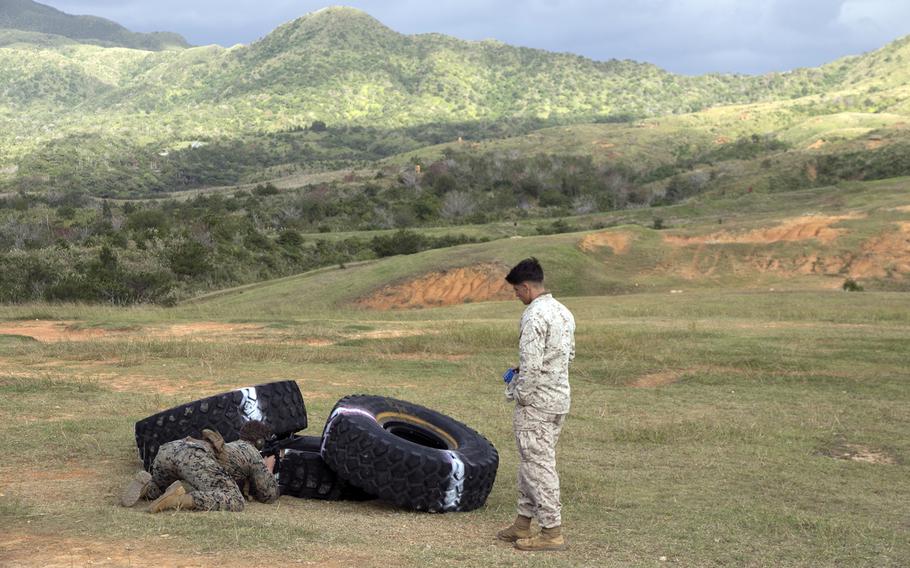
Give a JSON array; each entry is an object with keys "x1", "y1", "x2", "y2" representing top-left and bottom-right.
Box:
[
  {"x1": 0, "y1": 286, "x2": 908, "y2": 567},
  {"x1": 1, "y1": 173, "x2": 909, "y2": 567}
]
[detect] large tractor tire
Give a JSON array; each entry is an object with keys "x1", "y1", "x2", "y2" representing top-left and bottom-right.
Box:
[
  {"x1": 134, "y1": 380, "x2": 307, "y2": 471},
  {"x1": 277, "y1": 436, "x2": 373, "y2": 501},
  {"x1": 321, "y1": 395, "x2": 499, "y2": 512}
]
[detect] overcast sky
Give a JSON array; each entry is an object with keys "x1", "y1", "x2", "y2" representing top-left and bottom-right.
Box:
[{"x1": 38, "y1": 0, "x2": 910, "y2": 75}]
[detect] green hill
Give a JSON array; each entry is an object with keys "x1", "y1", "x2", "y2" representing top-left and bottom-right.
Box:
[
  {"x1": 2, "y1": 7, "x2": 909, "y2": 198},
  {"x1": 0, "y1": 0, "x2": 189, "y2": 50},
  {"x1": 187, "y1": 176, "x2": 910, "y2": 318}
]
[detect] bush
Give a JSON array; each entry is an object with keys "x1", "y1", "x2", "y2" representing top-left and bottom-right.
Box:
[
  {"x1": 169, "y1": 241, "x2": 211, "y2": 277},
  {"x1": 842, "y1": 278, "x2": 864, "y2": 292},
  {"x1": 370, "y1": 229, "x2": 426, "y2": 257},
  {"x1": 254, "y1": 183, "x2": 279, "y2": 196},
  {"x1": 277, "y1": 229, "x2": 304, "y2": 247}
]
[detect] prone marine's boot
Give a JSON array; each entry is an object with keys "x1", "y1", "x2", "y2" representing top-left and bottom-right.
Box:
[
  {"x1": 147, "y1": 481, "x2": 193, "y2": 513},
  {"x1": 515, "y1": 525, "x2": 567, "y2": 551},
  {"x1": 496, "y1": 515, "x2": 533, "y2": 542},
  {"x1": 120, "y1": 470, "x2": 152, "y2": 507}
]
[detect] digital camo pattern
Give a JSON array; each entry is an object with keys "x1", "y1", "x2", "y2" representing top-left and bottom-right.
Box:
[
  {"x1": 146, "y1": 438, "x2": 278, "y2": 511},
  {"x1": 507, "y1": 293, "x2": 575, "y2": 414},
  {"x1": 513, "y1": 404, "x2": 566, "y2": 528},
  {"x1": 219, "y1": 438, "x2": 279, "y2": 504}
]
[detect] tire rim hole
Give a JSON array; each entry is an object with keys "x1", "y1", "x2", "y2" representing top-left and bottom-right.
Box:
[{"x1": 383, "y1": 421, "x2": 450, "y2": 450}]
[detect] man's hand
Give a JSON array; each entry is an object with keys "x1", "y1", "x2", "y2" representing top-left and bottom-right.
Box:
[{"x1": 264, "y1": 454, "x2": 276, "y2": 474}]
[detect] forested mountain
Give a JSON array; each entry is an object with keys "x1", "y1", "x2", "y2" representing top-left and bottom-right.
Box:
[
  {"x1": 0, "y1": 0, "x2": 189, "y2": 50},
  {"x1": 0, "y1": 4, "x2": 909, "y2": 200}
]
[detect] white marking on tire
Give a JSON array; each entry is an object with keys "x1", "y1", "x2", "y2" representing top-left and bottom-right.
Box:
[
  {"x1": 238, "y1": 387, "x2": 264, "y2": 421},
  {"x1": 444, "y1": 452, "x2": 465, "y2": 510},
  {"x1": 320, "y1": 406, "x2": 376, "y2": 455}
]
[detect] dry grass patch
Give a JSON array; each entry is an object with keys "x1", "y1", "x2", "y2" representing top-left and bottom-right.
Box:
[{"x1": 630, "y1": 370, "x2": 685, "y2": 388}]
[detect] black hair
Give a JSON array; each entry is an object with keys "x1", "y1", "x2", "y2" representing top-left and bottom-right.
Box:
[
  {"x1": 239, "y1": 420, "x2": 274, "y2": 450},
  {"x1": 505, "y1": 257, "x2": 544, "y2": 285}
]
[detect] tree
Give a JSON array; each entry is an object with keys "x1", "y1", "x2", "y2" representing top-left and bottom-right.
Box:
[
  {"x1": 168, "y1": 241, "x2": 211, "y2": 277},
  {"x1": 441, "y1": 191, "x2": 477, "y2": 220}
]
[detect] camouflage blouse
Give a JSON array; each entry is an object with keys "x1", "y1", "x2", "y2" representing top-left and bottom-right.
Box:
[
  {"x1": 220, "y1": 439, "x2": 279, "y2": 503},
  {"x1": 507, "y1": 293, "x2": 576, "y2": 414}
]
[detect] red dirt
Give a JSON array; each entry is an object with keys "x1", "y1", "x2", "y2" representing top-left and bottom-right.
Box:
[
  {"x1": 0, "y1": 321, "x2": 107, "y2": 342},
  {"x1": 806, "y1": 163, "x2": 818, "y2": 182},
  {"x1": 578, "y1": 231, "x2": 633, "y2": 255},
  {"x1": 355, "y1": 264, "x2": 513, "y2": 310},
  {"x1": 849, "y1": 222, "x2": 910, "y2": 278},
  {"x1": 656, "y1": 221, "x2": 910, "y2": 282},
  {"x1": 663, "y1": 214, "x2": 859, "y2": 247}
]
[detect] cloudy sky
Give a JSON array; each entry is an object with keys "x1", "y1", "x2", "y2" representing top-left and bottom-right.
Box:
[{"x1": 39, "y1": 0, "x2": 910, "y2": 75}]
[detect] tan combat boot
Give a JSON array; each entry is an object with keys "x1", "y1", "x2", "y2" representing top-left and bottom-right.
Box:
[
  {"x1": 496, "y1": 515, "x2": 533, "y2": 542},
  {"x1": 148, "y1": 481, "x2": 193, "y2": 513},
  {"x1": 515, "y1": 525, "x2": 566, "y2": 551},
  {"x1": 120, "y1": 470, "x2": 152, "y2": 507}
]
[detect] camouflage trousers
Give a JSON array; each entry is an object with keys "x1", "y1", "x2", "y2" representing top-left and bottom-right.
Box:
[
  {"x1": 513, "y1": 404, "x2": 567, "y2": 528},
  {"x1": 148, "y1": 440, "x2": 245, "y2": 512}
]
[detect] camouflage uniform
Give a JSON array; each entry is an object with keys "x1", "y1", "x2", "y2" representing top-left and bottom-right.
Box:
[
  {"x1": 506, "y1": 293, "x2": 575, "y2": 528},
  {"x1": 146, "y1": 437, "x2": 278, "y2": 512}
]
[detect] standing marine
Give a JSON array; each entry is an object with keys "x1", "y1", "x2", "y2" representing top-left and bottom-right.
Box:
[
  {"x1": 497, "y1": 257, "x2": 576, "y2": 551},
  {"x1": 120, "y1": 420, "x2": 279, "y2": 512}
]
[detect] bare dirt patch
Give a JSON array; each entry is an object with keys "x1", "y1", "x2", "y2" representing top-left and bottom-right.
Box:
[
  {"x1": 0, "y1": 321, "x2": 264, "y2": 343},
  {"x1": 0, "y1": 531, "x2": 349, "y2": 568},
  {"x1": 865, "y1": 139, "x2": 885, "y2": 150},
  {"x1": 157, "y1": 322, "x2": 263, "y2": 337},
  {"x1": 630, "y1": 370, "x2": 684, "y2": 388},
  {"x1": 377, "y1": 353, "x2": 467, "y2": 362},
  {"x1": 355, "y1": 264, "x2": 513, "y2": 310},
  {"x1": 579, "y1": 230, "x2": 633, "y2": 255},
  {"x1": 107, "y1": 375, "x2": 219, "y2": 395},
  {"x1": 806, "y1": 163, "x2": 818, "y2": 182},
  {"x1": 0, "y1": 321, "x2": 108, "y2": 343},
  {"x1": 825, "y1": 444, "x2": 897, "y2": 465},
  {"x1": 807, "y1": 139, "x2": 826, "y2": 150},
  {"x1": 663, "y1": 214, "x2": 860, "y2": 247},
  {"x1": 849, "y1": 222, "x2": 910, "y2": 278}
]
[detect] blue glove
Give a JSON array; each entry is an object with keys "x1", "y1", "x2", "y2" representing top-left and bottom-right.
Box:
[{"x1": 502, "y1": 367, "x2": 517, "y2": 384}]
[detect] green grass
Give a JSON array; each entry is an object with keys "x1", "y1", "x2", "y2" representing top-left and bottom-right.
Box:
[
  {"x1": 0, "y1": 288, "x2": 908, "y2": 566},
  {"x1": 0, "y1": 169, "x2": 908, "y2": 566}
]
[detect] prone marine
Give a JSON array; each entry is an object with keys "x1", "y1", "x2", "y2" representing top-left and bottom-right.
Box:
[{"x1": 120, "y1": 420, "x2": 278, "y2": 512}]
